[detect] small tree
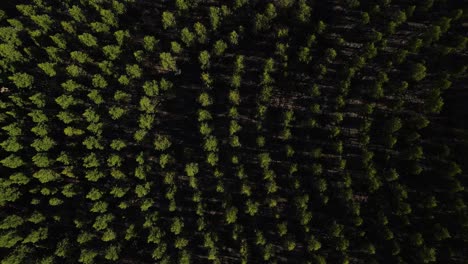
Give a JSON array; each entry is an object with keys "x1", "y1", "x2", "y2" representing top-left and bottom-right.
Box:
[
  {"x1": 38, "y1": 62, "x2": 57, "y2": 77},
  {"x1": 159, "y1": 52, "x2": 177, "y2": 71},
  {"x1": 126, "y1": 64, "x2": 142, "y2": 79},
  {"x1": 9, "y1": 73, "x2": 33, "y2": 89},
  {"x1": 411, "y1": 63, "x2": 427, "y2": 81},
  {"x1": 162, "y1": 11, "x2": 176, "y2": 29},
  {"x1": 194, "y1": 22, "x2": 207, "y2": 43},
  {"x1": 181, "y1": 28, "x2": 195, "y2": 47},
  {"x1": 154, "y1": 135, "x2": 171, "y2": 150},
  {"x1": 114, "y1": 30, "x2": 129, "y2": 46},
  {"x1": 102, "y1": 45, "x2": 121, "y2": 60},
  {"x1": 209, "y1": 7, "x2": 221, "y2": 30},
  {"x1": 78, "y1": 33, "x2": 98, "y2": 47},
  {"x1": 171, "y1": 41, "x2": 182, "y2": 54},
  {"x1": 170, "y1": 217, "x2": 184, "y2": 235},
  {"x1": 185, "y1": 163, "x2": 199, "y2": 177},
  {"x1": 226, "y1": 207, "x2": 238, "y2": 224},
  {"x1": 296, "y1": 0, "x2": 312, "y2": 23},
  {"x1": 143, "y1": 35, "x2": 158, "y2": 51},
  {"x1": 92, "y1": 74, "x2": 107, "y2": 88},
  {"x1": 199, "y1": 50, "x2": 210, "y2": 70},
  {"x1": 213, "y1": 40, "x2": 227, "y2": 56},
  {"x1": 229, "y1": 31, "x2": 239, "y2": 45}
]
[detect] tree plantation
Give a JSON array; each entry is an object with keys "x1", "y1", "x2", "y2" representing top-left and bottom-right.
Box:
[{"x1": 0, "y1": 0, "x2": 467, "y2": 263}]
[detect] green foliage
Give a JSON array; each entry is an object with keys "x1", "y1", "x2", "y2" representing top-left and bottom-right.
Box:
[
  {"x1": 31, "y1": 136, "x2": 55, "y2": 151},
  {"x1": 114, "y1": 30, "x2": 129, "y2": 46},
  {"x1": 78, "y1": 33, "x2": 98, "y2": 47},
  {"x1": 194, "y1": 22, "x2": 207, "y2": 43},
  {"x1": 33, "y1": 169, "x2": 60, "y2": 183},
  {"x1": 1, "y1": 137, "x2": 22, "y2": 152},
  {"x1": 411, "y1": 63, "x2": 427, "y2": 81},
  {"x1": 9, "y1": 73, "x2": 33, "y2": 88},
  {"x1": 198, "y1": 92, "x2": 212, "y2": 106},
  {"x1": 107, "y1": 106, "x2": 124, "y2": 120},
  {"x1": 185, "y1": 163, "x2": 199, "y2": 177},
  {"x1": 126, "y1": 64, "x2": 142, "y2": 79},
  {"x1": 171, "y1": 217, "x2": 184, "y2": 235},
  {"x1": 0, "y1": 231, "x2": 23, "y2": 248},
  {"x1": 0, "y1": 43, "x2": 23, "y2": 63},
  {"x1": 103, "y1": 45, "x2": 121, "y2": 60},
  {"x1": 159, "y1": 52, "x2": 177, "y2": 71},
  {"x1": 226, "y1": 207, "x2": 238, "y2": 224},
  {"x1": 199, "y1": 50, "x2": 210, "y2": 70},
  {"x1": 154, "y1": 135, "x2": 171, "y2": 150},
  {"x1": 143, "y1": 35, "x2": 158, "y2": 51},
  {"x1": 162, "y1": 11, "x2": 176, "y2": 29},
  {"x1": 66, "y1": 64, "x2": 83, "y2": 77},
  {"x1": 135, "y1": 183, "x2": 150, "y2": 197},
  {"x1": 92, "y1": 74, "x2": 107, "y2": 88},
  {"x1": 209, "y1": 7, "x2": 221, "y2": 30},
  {"x1": 181, "y1": 28, "x2": 195, "y2": 47},
  {"x1": 213, "y1": 40, "x2": 227, "y2": 56},
  {"x1": 143, "y1": 80, "x2": 159, "y2": 96}
]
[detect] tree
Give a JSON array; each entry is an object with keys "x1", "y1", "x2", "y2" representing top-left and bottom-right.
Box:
[
  {"x1": 418, "y1": 246, "x2": 436, "y2": 263},
  {"x1": 181, "y1": 28, "x2": 195, "y2": 47},
  {"x1": 9, "y1": 73, "x2": 33, "y2": 88},
  {"x1": 32, "y1": 153, "x2": 52, "y2": 167},
  {"x1": 33, "y1": 169, "x2": 60, "y2": 183},
  {"x1": 31, "y1": 136, "x2": 55, "y2": 151},
  {"x1": 23, "y1": 227, "x2": 48, "y2": 244},
  {"x1": 185, "y1": 163, "x2": 199, "y2": 177},
  {"x1": 126, "y1": 64, "x2": 142, "y2": 79},
  {"x1": 171, "y1": 41, "x2": 182, "y2": 54},
  {"x1": 0, "y1": 215, "x2": 23, "y2": 230},
  {"x1": 175, "y1": 237, "x2": 188, "y2": 249},
  {"x1": 411, "y1": 63, "x2": 427, "y2": 81},
  {"x1": 162, "y1": 11, "x2": 176, "y2": 29},
  {"x1": 199, "y1": 50, "x2": 210, "y2": 70},
  {"x1": 0, "y1": 43, "x2": 23, "y2": 63},
  {"x1": 209, "y1": 7, "x2": 221, "y2": 30},
  {"x1": 135, "y1": 183, "x2": 150, "y2": 198},
  {"x1": 170, "y1": 217, "x2": 184, "y2": 235},
  {"x1": 159, "y1": 52, "x2": 177, "y2": 71},
  {"x1": 139, "y1": 96, "x2": 155, "y2": 113},
  {"x1": 90, "y1": 22, "x2": 110, "y2": 33},
  {"x1": 88, "y1": 90, "x2": 104, "y2": 105},
  {"x1": 143, "y1": 80, "x2": 159, "y2": 96},
  {"x1": 201, "y1": 72, "x2": 213, "y2": 88},
  {"x1": 213, "y1": 40, "x2": 227, "y2": 56},
  {"x1": 263, "y1": 243, "x2": 274, "y2": 261},
  {"x1": 78, "y1": 33, "x2": 98, "y2": 47},
  {"x1": 226, "y1": 207, "x2": 238, "y2": 224},
  {"x1": 79, "y1": 249, "x2": 97, "y2": 264},
  {"x1": 0, "y1": 230, "x2": 23, "y2": 248},
  {"x1": 154, "y1": 135, "x2": 171, "y2": 150},
  {"x1": 105, "y1": 245, "x2": 120, "y2": 261},
  {"x1": 296, "y1": 0, "x2": 312, "y2": 23},
  {"x1": 92, "y1": 74, "x2": 107, "y2": 88},
  {"x1": 100, "y1": 9, "x2": 118, "y2": 27},
  {"x1": 1, "y1": 137, "x2": 22, "y2": 152},
  {"x1": 114, "y1": 30, "x2": 129, "y2": 46},
  {"x1": 103, "y1": 45, "x2": 121, "y2": 60},
  {"x1": 245, "y1": 200, "x2": 259, "y2": 216},
  {"x1": 230, "y1": 31, "x2": 239, "y2": 45},
  {"x1": 143, "y1": 35, "x2": 158, "y2": 51},
  {"x1": 204, "y1": 136, "x2": 218, "y2": 152},
  {"x1": 69, "y1": 5, "x2": 86, "y2": 22},
  {"x1": 194, "y1": 22, "x2": 207, "y2": 43},
  {"x1": 198, "y1": 92, "x2": 212, "y2": 106}
]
